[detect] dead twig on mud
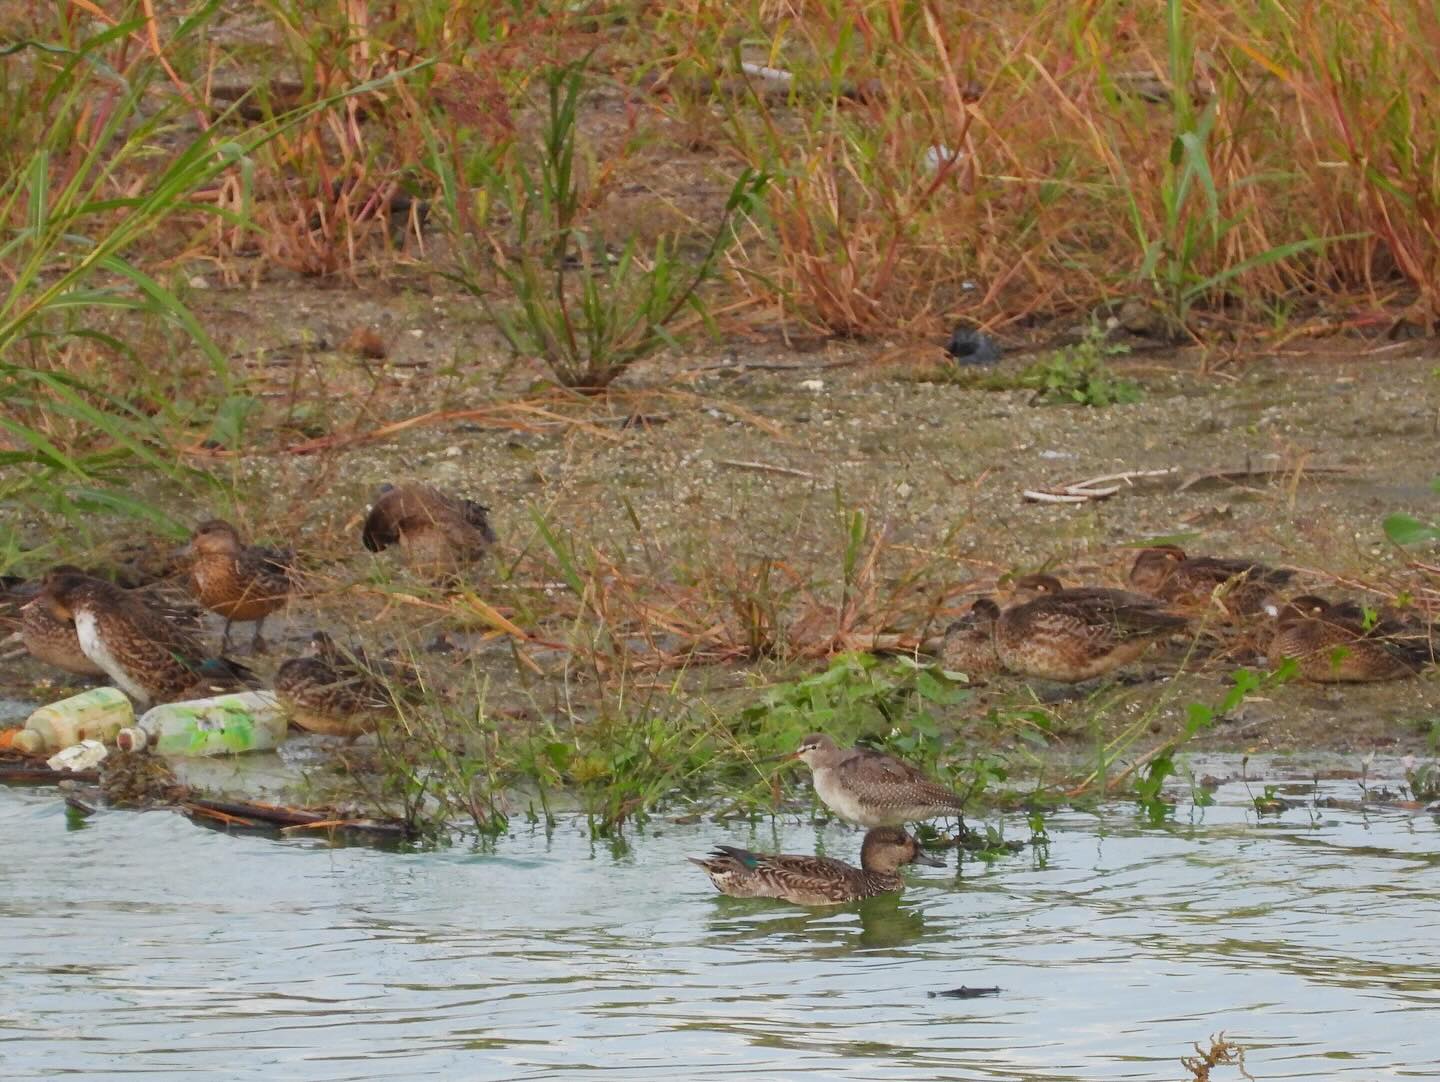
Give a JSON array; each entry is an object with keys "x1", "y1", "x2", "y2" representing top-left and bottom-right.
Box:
[
  {"x1": 1024, "y1": 467, "x2": 1178, "y2": 504},
  {"x1": 1178, "y1": 463, "x2": 1356, "y2": 491},
  {"x1": 718, "y1": 459, "x2": 815, "y2": 479},
  {"x1": 281, "y1": 402, "x2": 623, "y2": 456}
]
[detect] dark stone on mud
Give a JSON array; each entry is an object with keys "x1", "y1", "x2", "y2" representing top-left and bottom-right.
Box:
[{"x1": 945, "y1": 326, "x2": 1002, "y2": 366}]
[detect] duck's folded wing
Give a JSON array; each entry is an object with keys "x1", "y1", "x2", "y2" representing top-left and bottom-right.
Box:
[{"x1": 755, "y1": 853, "x2": 860, "y2": 892}]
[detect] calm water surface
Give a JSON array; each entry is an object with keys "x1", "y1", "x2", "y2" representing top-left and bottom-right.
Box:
[{"x1": 3, "y1": 757, "x2": 1439, "y2": 1080}]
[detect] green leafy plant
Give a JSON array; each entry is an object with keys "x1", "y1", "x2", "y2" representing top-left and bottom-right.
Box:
[
  {"x1": 1405, "y1": 758, "x2": 1440, "y2": 802},
  {"x1": 1252, "y1": 783, "x2": 1287, "y2": 815},
  {"x1": 1383, "y1": 477, "x2": 1440, "y2": 545},
  {"x1": 436, "y1": 58, "x2": 767, "y2": 391},
  {"x1": 1019, "y1": 324, "x2": 1141, "y2": 407},
  {"x1": 732, "y1": 653, "x2": 968, "y2": 762}
]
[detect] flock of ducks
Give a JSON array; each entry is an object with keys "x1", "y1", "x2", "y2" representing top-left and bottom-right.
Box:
[
  {"x1": 5, "y1": 486, "x2": 1438, "y2": 905},
  {"x1": 692, "y1": 541, "x2": 1438, "y2": 903},
  {"x1": 12, "y1": 483, "x2": 482, "y2": 731},
  {"x1": 939, "y1": 546, "x2": 1436, "y2": 686}
]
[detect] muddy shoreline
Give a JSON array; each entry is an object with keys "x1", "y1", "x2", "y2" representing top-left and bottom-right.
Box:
[{"x1": 5, "y1": 300, "x2": 1440, "y2": 806}]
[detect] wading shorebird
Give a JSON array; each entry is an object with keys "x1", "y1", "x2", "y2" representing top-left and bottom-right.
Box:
[
  {"x1": 20, "y1": 566, "x2": 202, "y2": 677},
  {"x1": 791, "y1": 733, "x2": 969, "y2": 827},
  {"x1": 690, "y1": 827, "x2": 943, "y2": 905}
]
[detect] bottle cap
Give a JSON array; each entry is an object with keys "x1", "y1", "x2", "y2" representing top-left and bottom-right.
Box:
[
  {"x1": 13, "y1": 730, "x2": 46, "y2": 755},
  {"x1": 114, "y1": 727, "x2": 149, "y2": 753}
]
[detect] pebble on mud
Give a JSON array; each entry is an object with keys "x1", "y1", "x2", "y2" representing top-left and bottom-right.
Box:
[{"x1": 344, "y1": 327, "x2": 388, "y2": 360}]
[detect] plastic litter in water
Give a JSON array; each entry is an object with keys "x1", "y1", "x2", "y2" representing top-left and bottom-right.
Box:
[
  {"x1": 47, "y1": 739, "x2": 108, "y2": 772},
  {"x1": 117, "y1": 691, "x2": 287, "y2": 757},
  {"x1": 14, "y1": 688, "x2": 134, "y2": 755}
]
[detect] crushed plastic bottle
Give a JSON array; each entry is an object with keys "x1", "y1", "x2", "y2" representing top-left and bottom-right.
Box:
[
  {"x1": 47, "y1": 739, "x2": 108, "y2": 772},
  {"x1": 116, "y1": 691, "x2": 287, "y2": 756},
  {"x1": 12, "y1": 687, "x2": 135, "y2": 755}
]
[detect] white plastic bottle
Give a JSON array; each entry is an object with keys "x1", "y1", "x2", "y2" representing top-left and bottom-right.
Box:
[
  {"x1": 116, "y1": 691, "x2": 288, "y2": 756},
  {"x1": 13, "y1": 688, "x2": 135, "y2": 754}
]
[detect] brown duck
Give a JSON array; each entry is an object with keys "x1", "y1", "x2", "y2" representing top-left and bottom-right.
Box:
[
  {"x1": 992, "y1": 573, "x2": 1189, "y2": 682},
  {"x1": 185, "y1": 519, "x2": 296, "y2": 652},
  {"x1": 1129, "y1": 545, "x2": 1293, "y2": 616},
  {"x1": 36, "y1": 570, "x2": 255, "y2": 706},
  {"x1": 939, "y1": 598, "x2": 1005, "y2": 678},
  {"x1": 274, "y1": 631, "x2": 418, "y2": 738},
  {"x1": 21, "y1": 566, "x2": 203, "y2": 677},
  {"x1": 361, "y1": 483, "x2": 496, "y2": 576},
  {"x1": 791, "y1": 733, "x2": 969, "y2": 827},
  {"x1": 689, "y1": 826, "x2": 943, "y2": 906},
  {"x1": 1266, "y1": 596, "x2": 1433, "y2": 682},
  {"x1": 20, "y1": 566, "x2": 105, "y2": 676}
]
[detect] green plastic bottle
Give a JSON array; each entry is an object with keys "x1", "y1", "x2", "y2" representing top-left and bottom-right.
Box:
[
  {"x1": 14, "y1": 687, "x2": 135, "y2": 754},
  {"x1": 116, "y1": 691, "x2": 287, "y2": 756}
]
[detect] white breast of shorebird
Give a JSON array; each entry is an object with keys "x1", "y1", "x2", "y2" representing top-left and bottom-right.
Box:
[{"x1": 811, "y1": 767, "x2": 890, "y2": 827}]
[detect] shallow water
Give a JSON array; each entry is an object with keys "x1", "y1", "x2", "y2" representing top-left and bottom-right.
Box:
[{"x1": 3, "y1": 757, "x2": 1440, "y2": 1080}]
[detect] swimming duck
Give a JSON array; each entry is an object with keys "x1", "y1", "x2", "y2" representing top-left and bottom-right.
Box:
[
  {"x1": 791, "y1": 733, "x2": 968, "y2": 827},
  {"x1": 184, "y1": 519, "x2": 296, "y2": 653},
  {"x1": 20, "y1": 566, "x2": 205, "y2": 678},
  {"x1": 1266, "y1": 595, "x2": 1433, "y2": 682},
  {"x1": 36, "y1": 571, "x2": 256, "y2": 705},
  {"x1": 690, "y1": 826, "x2": 943, "y2": 905},
  {"x1": 361, "y1": 483, "x2": 496, "y2": 576},
  {"x1": 939, "y1": 598, "x2": 1005, "y2": 677},
  {"x1": 274, "y1": 631, "x2": 417, "y2": 738},
  {"x1": 993, "y1": 573, "x2": 1189, "y2": 682},
  {"x1": 1129, "y1": 545, "x2": 1293, "y2": 616}
]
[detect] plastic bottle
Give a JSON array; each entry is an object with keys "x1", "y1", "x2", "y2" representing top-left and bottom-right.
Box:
[
  {"x1": 47, "y1": 739, "x2": 108, "y2": 772},
  {"x1": 116, "y1": 691, "x2": 287, "y2": 756},
  {"x1": 12, "y1": 688, "x2": 135, "y2": 755}
]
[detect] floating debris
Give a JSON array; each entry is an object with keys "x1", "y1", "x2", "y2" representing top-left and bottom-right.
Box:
[
  {"x1": 928, "y1": 985, "x2": 1001, "y2": 999},
  {"x1": 100, "y1": 747, "x2": 186, "y2": 807},
  {"x1": 0, "y1": 760, "x2": 100, "y2": 785},
  {"x1": 13, "y1": 687, "x2": 134, "y2": 755},
  {"x1": 116, "y1": 691, "x2": 288, "y2": 756},
  {"x1": 47, "y1": 739, "x2": 107, "y2": 773},
  {"x1": 183, "y1": 797, "x2": 410, "y2": 843}
]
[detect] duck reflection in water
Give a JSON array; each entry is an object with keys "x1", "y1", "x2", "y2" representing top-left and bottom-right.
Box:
[{"x1": 701, "y1": 892, "x2": 932, "y2": 952}]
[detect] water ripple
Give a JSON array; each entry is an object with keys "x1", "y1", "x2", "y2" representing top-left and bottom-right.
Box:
[{"x1": 3, "y1": 763, "x2": 1440, "y2": 1080}]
